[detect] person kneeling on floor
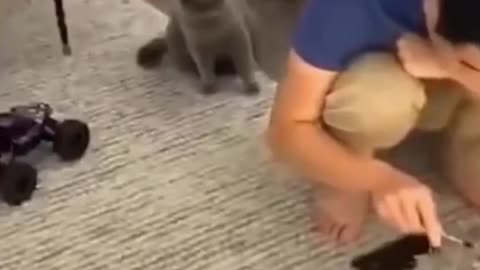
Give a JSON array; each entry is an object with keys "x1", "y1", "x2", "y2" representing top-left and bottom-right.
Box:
[{"x1": 267, "y1": 0, "x2": 480, "y2": 248}]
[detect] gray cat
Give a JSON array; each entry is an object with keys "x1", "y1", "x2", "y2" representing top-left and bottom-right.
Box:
[{"x1": 137, "y1": 0, "x2": 259, "y2": 95}]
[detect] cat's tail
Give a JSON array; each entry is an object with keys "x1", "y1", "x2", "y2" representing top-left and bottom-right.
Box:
[{"x1": 136, "y1": 37, "x2": 168, "y2": 69}]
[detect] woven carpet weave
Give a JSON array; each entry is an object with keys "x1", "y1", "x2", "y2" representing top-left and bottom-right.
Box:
[{"x1": 0, "y1": 1, "x2": 479, "y2": 269}]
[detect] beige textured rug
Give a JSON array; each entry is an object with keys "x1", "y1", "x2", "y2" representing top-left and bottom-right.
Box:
[{"x1": 0, "y1": 1, "x2": 479, "y2": 269}]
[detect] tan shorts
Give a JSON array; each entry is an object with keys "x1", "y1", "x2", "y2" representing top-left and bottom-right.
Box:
[
  {"x1": 322, "y1": 53, "x2": 475, "y2": 151},
  {"x1": 321, "y1": 52, "x2": 480, "y2": 187}
]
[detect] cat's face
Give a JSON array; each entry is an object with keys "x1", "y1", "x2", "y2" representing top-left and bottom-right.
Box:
[{"x1": 180, "y1": 0, "x2": 224, "y2": 12}]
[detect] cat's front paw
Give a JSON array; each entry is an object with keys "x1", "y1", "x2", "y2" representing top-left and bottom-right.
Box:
[
  {"x1": 244, "y1": 82, "x2": 260, "y2": 95},
  {"x1": 136, "y1": 37, "x2": 167, "y2": 69}
]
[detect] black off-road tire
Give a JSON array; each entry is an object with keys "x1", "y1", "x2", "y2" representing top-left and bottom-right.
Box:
[
  {"x1": 0, "y1": 162, "x2": 37, "y2": 206},
  {"x1": 53, "y1": 119, "x2": 90, "y2": 161}
]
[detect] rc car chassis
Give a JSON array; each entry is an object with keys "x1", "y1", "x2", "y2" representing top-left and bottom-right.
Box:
[{"x1": 0, "y1": 103, "x2": 90, "y2": 206}]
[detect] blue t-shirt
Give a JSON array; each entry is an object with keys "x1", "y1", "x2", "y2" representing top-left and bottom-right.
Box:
[{"x1": 292, "y1": 0, "x2": 428, "y2": 71}]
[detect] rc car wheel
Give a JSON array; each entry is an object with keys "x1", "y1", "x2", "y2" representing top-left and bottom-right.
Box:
[
  {"x1": 53, "y1": 119, "x2": 90, "y2": 161},
  {"x1": 0, "y1": 162, "x2": 37, "y2": 206}
]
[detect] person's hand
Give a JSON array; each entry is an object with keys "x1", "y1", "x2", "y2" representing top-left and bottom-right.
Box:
[
  {"x1": 398, "y1": 33, "x2": 480, "y2": 99},
  {"x1": 396, "y1": 33, "x2": 451, "y2": 79},
  {"x1": 370, "y1": 162, "x2": 443, "y2": 247}
]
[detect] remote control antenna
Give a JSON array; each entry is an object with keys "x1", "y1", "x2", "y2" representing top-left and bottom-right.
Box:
[{"x1": 442, "y1": 232, "x2": 475, "y2": 248}]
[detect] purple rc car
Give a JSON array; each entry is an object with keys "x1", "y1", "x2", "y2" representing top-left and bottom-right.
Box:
[{"x1": 0, "y1": 103, "x2": 90, "y2": 206}]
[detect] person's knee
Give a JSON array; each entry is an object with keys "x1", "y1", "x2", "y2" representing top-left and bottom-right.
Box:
[{"x1": 323, "y1": 53, "x2": 426, "y2": 150}]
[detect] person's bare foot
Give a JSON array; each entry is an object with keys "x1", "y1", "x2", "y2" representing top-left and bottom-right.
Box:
[{"x1": 311, "y1": 187, "x2": 370, "y2": 244}]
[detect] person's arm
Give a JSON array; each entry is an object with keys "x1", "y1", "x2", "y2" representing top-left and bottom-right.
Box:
[
  {"x1": 396, "y1": 33, "x2": 480, "y2": 98},
  {"x1": 422, "y1": 0, "x2": 480, "y2": 97},
  {"x1": 267, "y1": 50, "x2": 389, "y2": 192}
]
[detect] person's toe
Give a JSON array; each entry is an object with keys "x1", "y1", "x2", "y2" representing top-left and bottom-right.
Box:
[{"x1": 337, "y1": 224, "x2": 362, "y2": 244}]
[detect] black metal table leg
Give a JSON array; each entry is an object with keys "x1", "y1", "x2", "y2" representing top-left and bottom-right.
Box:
[{"x1": 53, "y1": 0, "x2": 71, "y2": 55}]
